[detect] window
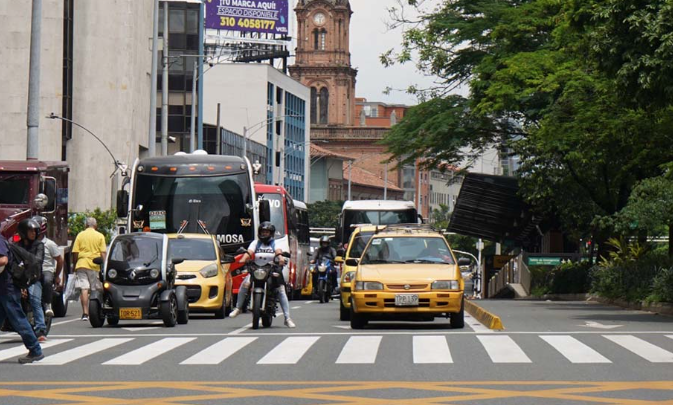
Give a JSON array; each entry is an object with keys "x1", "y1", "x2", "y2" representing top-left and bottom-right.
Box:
[
  {"x1": 169, "y1": 9, "x2": 185, "y2": 33},
  {"x1": 319, "y1": 87, "x2": 329, "y2": 124},
  {"x1": 310, "y1": 87, "x2": 318, "y2": 124},
  {"x1": 313, "y1": 29, "x2": 319, "y2": 50},
  {"x1": 320, "y1": 29, "x2": 326, "y2": 50}
]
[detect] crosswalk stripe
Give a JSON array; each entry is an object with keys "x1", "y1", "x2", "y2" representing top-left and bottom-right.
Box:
[
  {"x1": 336, "y1": 336, "x2": 382, "y2": 364},
  {"x1": 604, "y1": 335, "x2": 673, "y2": 363},
  {"x1": 103, "y1": 338, "x2": 196, "y2": 365},
  {"x1": 38, "y1": 338, "x2": 134, "y2": 365},
  {"x1": 0, "y1": 339, "x2": 72, "y2": 362},
  {"x1": 181, "y1": 337, "x2": 257, "y2": 365},
  {"x1": 257, "y1": 336, "x2": 319, "y2": 364},
  {"x1": 413, "y1": 336, "x2": 452, "y2": 364},
  {"x1": 540, "y1": 335, "x2": 611, "y2": 364},
  {"x1": 477, "y1": 335, "x2": 532, "y2": 363}
]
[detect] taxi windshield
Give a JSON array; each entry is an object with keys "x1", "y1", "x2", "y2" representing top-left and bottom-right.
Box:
[
  {"x1": 361, "y1": 237, "x2": 455, "y2": 265},
  {"x1": 347, "y1": 232, "x2": 374, "y2": 259},
  {"x1": 169, "y1": 238, "x2": 216, "y2": 261}
]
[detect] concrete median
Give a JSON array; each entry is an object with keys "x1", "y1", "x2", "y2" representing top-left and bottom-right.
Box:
[{"x1": 465, "y1": 299, "x2": 504, "y2": 330}]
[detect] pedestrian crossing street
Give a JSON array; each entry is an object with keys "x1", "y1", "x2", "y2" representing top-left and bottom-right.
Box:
[{"x1": 1, "y1": 334, "x2": 672, "y2": 366}]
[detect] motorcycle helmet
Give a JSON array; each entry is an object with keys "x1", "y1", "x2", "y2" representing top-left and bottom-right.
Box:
[
  {"x1": 31, "y1": 216, "x2": 48, "y2": 237},
  {"x1": 258, "y1": 221, "x2": 276, "y2": 244},
  {"x1": 319, "y1": 235, "x2": 330, "y2": 249},
  {"x1": 17, "y1": 218, "x2": 40, "y2": 241}
]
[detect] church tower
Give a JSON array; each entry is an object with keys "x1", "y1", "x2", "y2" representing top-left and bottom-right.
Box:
[{"x1": 290, "y1": 0, "x2": 357, "y2": 126}]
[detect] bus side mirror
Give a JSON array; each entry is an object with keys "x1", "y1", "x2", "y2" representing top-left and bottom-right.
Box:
[
  {"x1": 258, "y1": 199, "x2": 271, "y2": 223},
  {"x1": 116, "y1": 190, "x2": 129, "y2": 218}
]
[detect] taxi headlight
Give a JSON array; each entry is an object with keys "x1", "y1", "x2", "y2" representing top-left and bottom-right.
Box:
[
  {"x1": 253, "y1": 268, "x2": 268, "y2": 281},
  {"x1": 150, "y1": 269, "x2": 160, "y2": 279},
  {"x1": 343, "y1": 271, "x2": 356, "y2": 283},
  {"x1": 431, "y1": 280, "x2": 459, "y2": 290},
  {"x1": 199, "y1": 264, "x2": 219, "y2": 278},
  {"x1": 355, "y1": 281, "x2": 383, "y2": 291},
  {"x1": 107, "y1": 269, "x2": 118, "y2": 279}
]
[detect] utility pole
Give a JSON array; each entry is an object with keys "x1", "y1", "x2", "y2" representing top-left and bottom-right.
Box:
[
  {"x1": 242, "y1": 126, "x2": 248, "y2": 158},
  {"x1": 383, "y1": 162, "x2": 388, "y2": 200},
  {"x1": 189, "y1": 60, "x2": 197, "y2": 153},
  {"x1": 161, "y1": 1, "x2": 169, "y2": 156},
  {"x1": 216, "y1": 103, "x2": 221, "y2": 155},
  {"x1": 148, "y1": 0, "x2": 159, "y2": 157},
  {"x1": 26, "y1": 0, "x2": 43, "y2": 160}
]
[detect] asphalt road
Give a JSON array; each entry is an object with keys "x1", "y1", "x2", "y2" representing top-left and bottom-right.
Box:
[{"x1": 1, "y1": 297, "x2": 672, "y2": 405}]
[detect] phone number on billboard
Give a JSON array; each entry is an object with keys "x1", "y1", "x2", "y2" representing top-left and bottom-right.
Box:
[{"x1": 220, "y1": 16, "x2": 276, "y2": 30}]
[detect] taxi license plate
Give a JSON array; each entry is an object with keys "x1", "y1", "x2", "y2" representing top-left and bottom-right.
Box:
[
  {"x1": 119, "y1": 308, "x2": 142, "y2": 320},
  {"x1": 395, "y1": 294, "x2": 419, "y2": 306}
]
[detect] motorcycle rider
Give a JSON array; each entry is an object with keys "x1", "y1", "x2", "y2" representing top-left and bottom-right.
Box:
[
  {"x1": 310, "y1": 235, "x2": 337, "y2": 295},
  {"x1": 32, "y1": 216, "x2": 64, "y2": 318},
  {"x1": 229, "y1": 221, "x2": 296, "y2": 328},
  {"x1": 16, "y1": 219, "x2": 46, "y2": 341}
]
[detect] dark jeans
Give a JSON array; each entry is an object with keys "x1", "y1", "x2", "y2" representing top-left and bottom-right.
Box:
[
  {"x1": 42, "y1": 271, "x2": 54, "y2": 305},
  {"x1": 0, "y1": 272, "x2": 42, "y2": 356}
]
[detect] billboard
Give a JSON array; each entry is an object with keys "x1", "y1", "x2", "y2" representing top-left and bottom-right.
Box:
[{"x1": 205, "y1": 0, "x2": 289, "y2": 35}]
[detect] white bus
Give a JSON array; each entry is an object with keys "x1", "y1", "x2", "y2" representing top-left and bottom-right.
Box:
[{"x1": 336, "y1": 200, "x2": 420, "y2": 244}]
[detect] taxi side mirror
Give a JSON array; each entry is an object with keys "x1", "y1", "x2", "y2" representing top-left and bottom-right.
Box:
[
  {"x1": 221, "y1": 254, "x2": 236, "y2": 264},
  {"x1": 457, "y1": 257, "x2": 471, "y2": 266},
  {"x1": 345, "y1": 258, "x2": 359, "y2": 267},
  {"x1": 334, "y1": 256, "x2": 344, "y2": 264},
  {"x1": 172, "y1": 257, "x2": 185, "y2": 265}
]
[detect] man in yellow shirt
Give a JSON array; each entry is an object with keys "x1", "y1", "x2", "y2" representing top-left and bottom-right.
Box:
[{"x1": 72, "y1": 218, "x2": 107, "y2": 321}]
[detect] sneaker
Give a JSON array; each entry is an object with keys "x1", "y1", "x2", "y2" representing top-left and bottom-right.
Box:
[
  {"x1": 229, "y1": 308, "x2": 240, "y2": 318},
  {"x1": 45, "y1": 304, "x2": 54, "y2": 317},
  {"x1": 284, "y1": 318, "x2": 296, "y2": 328},
  {"x1": 81, "y1": 314, "x2": 89, "y2": 321},
  {"x1": 18, "y1": 352, "x2": 44, "y2": 364}
]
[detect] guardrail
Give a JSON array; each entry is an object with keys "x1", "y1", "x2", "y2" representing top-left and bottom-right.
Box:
[{"x1": 487, "y1": 253, "x2": 531, "y2": 298}]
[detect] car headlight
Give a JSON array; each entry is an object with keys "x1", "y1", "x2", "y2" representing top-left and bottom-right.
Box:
[
  {"x1": 354, "y1": 281, "x2": 383, "y2": 291},
  {"x1": 107, "y1": 269, "x2": 118, "y2": 279},
  {"x1": 431, "y1": 280, "x2": 459, "y2": 290},
  {"x1": 199, "y1": 263, "x2": 219, "y2": 278},
  {"x1": 150, "y1": 269, "x2": 160, "y2": 279},
  {"x1": 253, "y1": 268, "x2": 268, "y2": 281},
  {"x1": 343, "y1": 271, "x2": 356, "y2": 283}
]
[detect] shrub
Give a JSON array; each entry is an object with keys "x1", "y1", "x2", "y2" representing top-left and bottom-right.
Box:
[
  {"x1": 68, "y1": 208, "x2": 117, "y2": 244},
  {"x1": 647, "y1": 268, "x2": 673, "y2": 304},
  {"x1": 528, "y1": 262, "x2": 592, "y2": 296}
]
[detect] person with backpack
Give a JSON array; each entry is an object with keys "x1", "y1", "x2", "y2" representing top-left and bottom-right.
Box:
[
  {"x1": 32, "y1": 216, "x2": 64, "y2": 318},
  {"x1": 0, "y1": 233, "x2": 44, "y2": 363},
  {"x1": 229, "y1": 221, "x2": 296, "y2": 328},
  {"x1": 16, "y1": 219, "x2": 47, "y2": 341}
]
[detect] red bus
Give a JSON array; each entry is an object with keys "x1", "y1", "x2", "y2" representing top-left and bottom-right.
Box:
[{"x1": 230, "y1": 184, "x2": 311, "y2": 300}]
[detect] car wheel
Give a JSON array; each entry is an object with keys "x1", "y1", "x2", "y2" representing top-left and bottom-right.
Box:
[
  {"x1": 88, "y1": 300, "x2": 104, "y2": 328},
  {"x1": 339, "y1": 299, "x2": 350, "y2": 321},
  {"x1": 451, "y1": 297, "x2": 465, "y2": 329},
  {"x1": 107, "y1": 316, "x2": 119, "y2": 326},
  {"x1": 161, "y1": 294, "x2": 178, "y2": 327},
  {"x1": 349, "y1": 302, "x2": 367, "y2": 329},
  {"x1": 214, "y1": 299, "x2": 226, "y2": 319},
  {"x1": 177, "y1": 296, "x2": 189, "y2": 325}
]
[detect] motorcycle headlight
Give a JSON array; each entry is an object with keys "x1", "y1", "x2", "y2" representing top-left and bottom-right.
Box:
[
  {"x1": 318, "y1": 265, "x2": 327, "y2": 273},
  {"x1": 253, "y1": 268, "x2": 268, "y2": 280},
  {"x1": 150, "y1": 269, "x2": 160, "y2": 279},
  {"x1": 343, "y1": 271, "x2": 356, "y2": 283},
  {"x1": 355, "y1": 281, "x2": 383, "y2": 291},
  {"x1": 199, "y1": 263, "x2": 219, "y2": 278},
  {"x1": 107, "y1": 269, "x2": 118, "y2": 279},
  {"x1": 431, "y1": 280, "x2": 459, "y2": 290}
]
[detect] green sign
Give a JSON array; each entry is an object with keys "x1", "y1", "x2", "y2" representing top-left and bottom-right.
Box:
[{"x1": 528, "y1": 257, "x2": 562, "y2": 266}]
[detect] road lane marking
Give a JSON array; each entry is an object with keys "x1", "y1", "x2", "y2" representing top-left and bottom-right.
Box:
[
  {"x1": 336, "y1": 336, "x2": 382, "y2": 364},
  {"x1": 181, "y1": 337, "x2": 257, "y2": 365},
  {"x1": 604, "y1": 335, "x2": 673, "y2": 363},
  {"x1": 465, "y1": 312, "x2": 493, "y2": 333},
  {"x1": 291, "y1": 306, "x2": 301, "y2": 309},
  {"x1": 103, "y1": 337, "x2": 195, "y2": 365},
  {"x1": 413, "y1": 336, "x2": 452, "y2": 364},
  {"x1": 477, "y1": 335, "x2": 532, "y2": 363},
  {"x1": 37, "y1": 338, "x2": 134, "y2": 365},
  {"x1": 0, "y1": 339, "x2": 72, "y2": 362},
  {"x1": 257, "y1": 336, "x2": 319, "y2": 364},
  {"x1": 229, "y1": 323, "x2": 253, "y2": 335},
  {"x1": 51, "y1": 318, "x2": 82, "y2": 326},
  {"x1": 540, "y1": 335, "x2": 611, "y2": 363}
]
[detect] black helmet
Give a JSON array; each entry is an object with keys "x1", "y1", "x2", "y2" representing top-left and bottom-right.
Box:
[
  {"x1": 17, "y1": 218, "x2": 40, "y2": 241},
  {"x1": 258, "y1": 221, "x2": 276, "y2": 244},
  {"x1": 319, "y1": 235, "x2": 330, "y2": 248},
  {"x1": 31, "y1": 216, "x2": 48, "y2": 236}
]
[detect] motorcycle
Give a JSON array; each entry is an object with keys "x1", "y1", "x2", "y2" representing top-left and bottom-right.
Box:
[
  {"x1": 313, "y1": 258, "x2": 336, "y2": 304},
  {"x1": 1, "y1": 288, "x2": 52, "y2": 336},
  {"x1": 246, "y1": 252, "x2": 290, "y2": 330}
]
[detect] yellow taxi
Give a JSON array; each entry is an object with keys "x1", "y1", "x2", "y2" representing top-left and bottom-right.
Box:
[
  {"x1": 348, "y1": 225, "x2": 466, "y2": 329},
  {"x1": 335, "y1": 225, "x2": 384, "y2": 321},
  {"x1": 168, "y1": 234, "x2": 234, "y2": 318}
]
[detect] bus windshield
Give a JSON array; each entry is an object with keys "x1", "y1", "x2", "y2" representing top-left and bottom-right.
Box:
[
  {"x1": 342, "y1": 208, "x2": 417, "y2": 242},
  {"x1": 259, "y1": 193, "x2": 285, "y2": 237},
  {"x1": 132, "y1": 172, "x2": 254, "y2": 246}
]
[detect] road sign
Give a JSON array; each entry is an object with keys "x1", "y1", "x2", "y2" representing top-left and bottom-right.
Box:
[{"x1": 527, "y1": 256, "x2": 562, "y2": 266}]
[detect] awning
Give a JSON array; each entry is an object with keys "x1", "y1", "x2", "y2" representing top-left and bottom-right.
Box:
[{"x1": 448, "y1": 172, "x2": 540, "y2": 244}]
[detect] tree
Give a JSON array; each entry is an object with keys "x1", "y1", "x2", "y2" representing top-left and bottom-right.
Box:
[
  {"x1": 430, "y1": 204, "x2": 451, "y2": 230},
  {"x1": 307, "y1": 200, "x2": 343, "y2": 229}
]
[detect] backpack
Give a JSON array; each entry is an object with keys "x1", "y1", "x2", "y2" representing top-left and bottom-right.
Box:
[{"x1": 7, "y1": 243, "x2": 42, "y2": 289}]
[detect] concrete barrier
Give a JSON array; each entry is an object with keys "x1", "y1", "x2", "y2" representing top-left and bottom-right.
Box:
[{"x1": 465, "y1": 300, "x2": 504, "y2": 330}]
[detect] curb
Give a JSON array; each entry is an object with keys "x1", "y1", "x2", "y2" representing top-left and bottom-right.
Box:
[
  {"x1": 589, "y1": 296, "x2": 673, "y2": 317},
  {"x1": 465, "y1": 300, "x2": 504, "y2": 330}
]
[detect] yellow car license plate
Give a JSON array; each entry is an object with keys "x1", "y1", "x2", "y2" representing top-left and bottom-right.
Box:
[
  {"x1": 119, "y1": 308, "x2": 142, "y2": 320},
  {"x1": 395, "y1": 294, "x2": 419, "y2": 306}
]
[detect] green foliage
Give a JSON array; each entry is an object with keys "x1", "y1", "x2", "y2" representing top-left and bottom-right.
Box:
[
  {"x1": 598, "y1": 238, "x2": 649, "y2": 266},
  {"x1": 430, "y1": 204, "x2": 451, "y2": 230},
  {"x1": 68, "y1": 209, "x2": 117, "y2": 244},
  {"x1": 617, "y1": 175, "x2": 673, "y2": 237},
  {"x1": 307, "y1": 200, "x2": 343, "y2": 229},
  {"x1": 648, "y1": 268, "x2": 673, "y2": 304},
  {"x1": 445, "y1": 233, "x2": 494, "y2": 259},
  {"x1": 529, "y1": 262, "x2": 592, "y2": 296}
]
